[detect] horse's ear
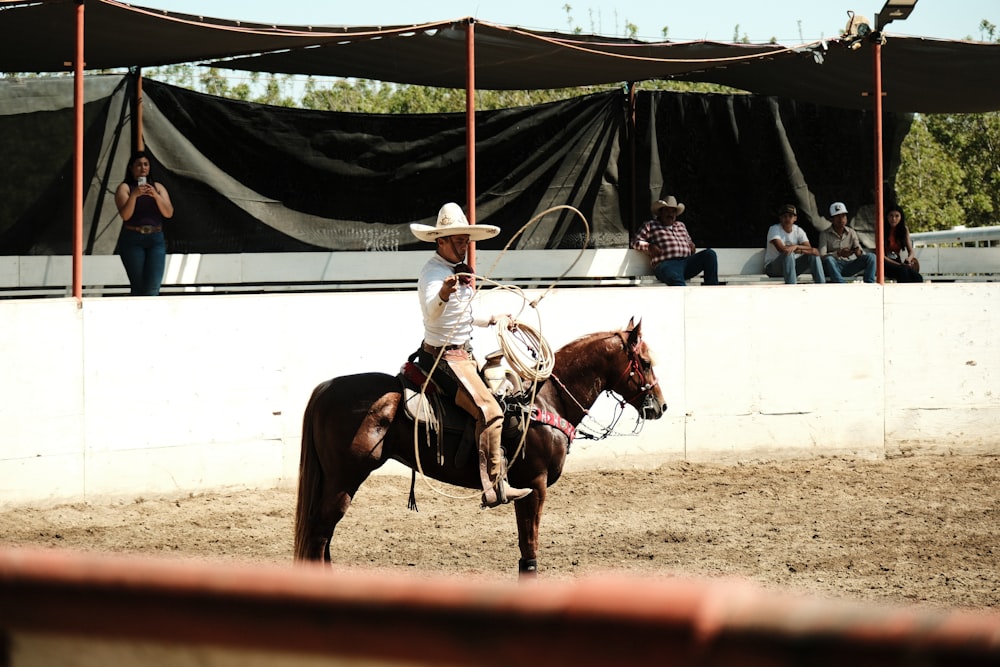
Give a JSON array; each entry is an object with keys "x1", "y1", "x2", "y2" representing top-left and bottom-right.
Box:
[{"x1": 626, "y1": 317, "x2": 642, "y2": 346}]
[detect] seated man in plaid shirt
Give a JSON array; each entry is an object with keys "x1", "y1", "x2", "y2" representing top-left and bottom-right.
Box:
[{"x1": 631, "y1": 196, "x2": 720, "y2": 286}]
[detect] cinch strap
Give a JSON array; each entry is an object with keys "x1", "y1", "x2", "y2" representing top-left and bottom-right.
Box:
[{"x1": 530, "y1": 406, "x2": 576, "y2": 441}]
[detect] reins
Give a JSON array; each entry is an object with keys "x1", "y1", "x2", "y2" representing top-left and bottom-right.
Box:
[{"x1": 548, "y1": 331, "x2": 658, "y2": 441}]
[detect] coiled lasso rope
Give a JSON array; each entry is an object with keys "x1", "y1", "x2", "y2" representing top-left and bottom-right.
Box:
[{"x1": 493, "y1": 315, "x2": 554, "y2": 382}]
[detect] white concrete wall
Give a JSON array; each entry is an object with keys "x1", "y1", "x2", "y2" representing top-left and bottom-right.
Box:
[{"x1": 1, "y1": 283, "x2": 997, "y2": 507}]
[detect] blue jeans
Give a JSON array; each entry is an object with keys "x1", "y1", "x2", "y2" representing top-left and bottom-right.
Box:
[
  {"x1": 653, "y1": 249, "x2": 719, "y2": 286},
  {"x1": 764, "y1": 253, "x2": 826, "y2": 284},
  {"x1": 822, "y1": 253, "x2": 876, "y2": 283},
  {"x1": 118, "y1": 229, "x2": 166, "y2": 296}
]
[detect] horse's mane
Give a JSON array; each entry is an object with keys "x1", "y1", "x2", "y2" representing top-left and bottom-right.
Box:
[
  {"x1": 553, "y1": 330, "x2": 622, "y2": 372},
  {"x1": 556, "y1": 329, "x2": 619, "y2": 354},
  {"x1": 555, "y1": 327, "x2": 656, "y2": 367}
]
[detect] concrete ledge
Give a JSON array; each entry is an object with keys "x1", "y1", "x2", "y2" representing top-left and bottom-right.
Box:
[{"x1": 2, "y1": 247, "x2": 997, "y2": 298}]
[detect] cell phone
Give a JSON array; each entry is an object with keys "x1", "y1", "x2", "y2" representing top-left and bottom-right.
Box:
[{"x1": 137, "y1": 176, "x2": 147, "y2": 186}]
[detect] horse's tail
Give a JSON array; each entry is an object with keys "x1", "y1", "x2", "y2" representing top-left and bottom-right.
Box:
[{"x1": 293, "y1": 381, "x2": 326, "y2": 561}]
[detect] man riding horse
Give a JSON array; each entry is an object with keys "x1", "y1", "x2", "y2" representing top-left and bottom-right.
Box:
[{"x1": 410, "y1": 203, "x2": 533, "y2": 508}]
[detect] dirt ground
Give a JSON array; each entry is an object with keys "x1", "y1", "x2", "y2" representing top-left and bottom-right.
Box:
[{"x1": 3, "y1": 454, "x2": 998, "y2": 612}]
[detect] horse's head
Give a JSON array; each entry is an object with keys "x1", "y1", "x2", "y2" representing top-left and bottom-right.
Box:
[{"x1": 613, "y1": 318, "x2": 667, "y2": 420}]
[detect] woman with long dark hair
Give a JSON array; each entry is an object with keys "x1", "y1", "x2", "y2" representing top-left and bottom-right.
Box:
[
  {"x1": 883, "y1": 204, "x2": 923, "y2": 283},
  {"x1": 114, "y1": 150, "x2": 174, "y2": 295}
]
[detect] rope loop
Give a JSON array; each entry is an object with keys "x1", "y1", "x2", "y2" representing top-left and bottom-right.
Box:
[{"x1": 494, "y1": 316, "x2": 554, "y2": 382}]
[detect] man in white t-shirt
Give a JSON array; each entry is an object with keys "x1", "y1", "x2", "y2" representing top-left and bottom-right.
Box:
[{"x1": 763, "y1": 204, "x2": 826, "y2": 284}]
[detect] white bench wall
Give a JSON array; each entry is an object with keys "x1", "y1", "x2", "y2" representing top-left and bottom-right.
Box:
[{"x1": 1, "y1": 283, "x2": 997, "y2": 507}]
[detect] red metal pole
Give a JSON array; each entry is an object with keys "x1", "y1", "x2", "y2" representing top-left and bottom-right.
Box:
[
  {"x1": 873, "y1": 37, "x2": 885, "y2": 284},
  {"x1": 72, "y1": 0, "x2": 85, "y2": 300},
  {"x1": 465, "y1": 18, "x2": 477, "y2": 271}
]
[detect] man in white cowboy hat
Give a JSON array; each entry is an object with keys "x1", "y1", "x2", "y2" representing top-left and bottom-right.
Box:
[
  {"x1": 410, "y1": 202, "x2": 532, "y2": 508},
  {"x1": 631, "y1": 195, "x2": 719, "y2": 286},
  {"x1": 818, "y1": 201, "x2": 876, "y2": 283}
]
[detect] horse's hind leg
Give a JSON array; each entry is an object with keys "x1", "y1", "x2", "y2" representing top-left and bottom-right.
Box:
[
  {"x1": 296, "y1": 379, "x2": 399, "y2": 564},
  {"x1": 312, "y1": 471, "x2": 369, "y2": 563},
  {"x1": 296, "y1": 418, "x2": 379, "y2": 563}
]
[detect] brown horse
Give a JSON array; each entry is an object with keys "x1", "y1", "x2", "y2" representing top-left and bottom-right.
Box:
[{"x1": 294, "y1": 317, "x2": 667, "y2": 576}]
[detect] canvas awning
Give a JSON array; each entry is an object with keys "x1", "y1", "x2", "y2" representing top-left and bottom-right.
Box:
[{"x1": 2, "y1": 0, "x2": 1000, "y2": 113}]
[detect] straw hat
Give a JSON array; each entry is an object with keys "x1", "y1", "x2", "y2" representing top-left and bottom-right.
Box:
[
  {"x1": 651, "y1": 195, "x2": 685, "y2": 217},
  {"x1": 410, "y1": 202, "x2": 500, "y2": 242}
]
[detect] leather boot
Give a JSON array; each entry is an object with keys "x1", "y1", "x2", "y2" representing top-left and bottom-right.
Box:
[{"x1": 479, "y1": 446, "x2": 531, "y2": 508}]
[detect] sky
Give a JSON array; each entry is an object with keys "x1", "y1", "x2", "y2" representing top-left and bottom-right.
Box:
[{"x1": 134, "y1": 0, "x2": 997, "y2": 43}]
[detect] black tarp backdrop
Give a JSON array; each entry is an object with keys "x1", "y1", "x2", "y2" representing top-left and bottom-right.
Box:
[
  {"x1": 0, "y1": 74, "x2": 911, "y2": 256},
  {"x1": 141, "y1": 77, "x2": 626, "y2": 252},
  {"x1": 0, "y1": 77, "x2": 121, "y2": 255},
  {"x1": 636, "y1": 93, "x2": 912, "y2": 248}
]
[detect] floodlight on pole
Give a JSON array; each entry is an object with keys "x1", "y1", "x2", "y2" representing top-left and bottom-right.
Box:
[{"x1": 876, "y1": 0, "x2": 918, "y2": 31}]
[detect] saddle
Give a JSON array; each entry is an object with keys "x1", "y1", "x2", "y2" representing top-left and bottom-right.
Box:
[
  {"x1": 397, "y1": 349, "x2": 574, "y2": 511},
  {"x1": 398, "y1": 350, "x2": 533, "y2": 470}
]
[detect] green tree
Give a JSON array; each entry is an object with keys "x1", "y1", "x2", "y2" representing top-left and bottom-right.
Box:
[
  {"x1": 895, "y1": 115, "x2": 967, "y2": 231},
  {"x1": 979, "y1": 19, "x2": 996, "y2": 41},
  {"x1": 896, "y1": 19, "x2": 1000, "y2": 230},
  {"x1": 198, "y1": 67, "x2": 250, "y2": 100},
  {"x1": 923, "y1": 112, "x2": 1000, "y2": 228}
]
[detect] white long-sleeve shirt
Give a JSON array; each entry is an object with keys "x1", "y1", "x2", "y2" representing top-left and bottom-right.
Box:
[{"x1": 417, "y1": 253, "x2": 490, "y2": 347}]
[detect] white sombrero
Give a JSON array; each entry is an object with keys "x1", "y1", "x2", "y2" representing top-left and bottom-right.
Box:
[{"x1": 410, "y1": 202, "x2": 500, "y2": 242}]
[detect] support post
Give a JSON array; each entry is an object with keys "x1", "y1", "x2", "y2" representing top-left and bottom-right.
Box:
[
  {"x1": 135, "y1": 67, "x2": 144, "y2": 151},
  {"x1": 465, "y1": 18, "x2": 477, "y2": 271},
  {"x1": 72, "y1": 0, "x2": 85, "y2": 301},
  {"x1": 627, "y1": 81, "x2": 637, "y2": 238},
  {"x1": 873, "y1": 37, "x2": 885, "y2": 284}
]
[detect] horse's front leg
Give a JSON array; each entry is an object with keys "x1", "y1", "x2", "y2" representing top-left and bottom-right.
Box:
[{"x1": 513, "y1": 486, "x2": 546, "y2": 577}]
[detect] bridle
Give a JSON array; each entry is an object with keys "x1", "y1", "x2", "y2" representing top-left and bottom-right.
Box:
[
  {"x1": 547, "y1": 331, "x2": 659, "y2": 441},
  {"x1": 611, "y1": 331, "x2": 659, "y2": 407}
]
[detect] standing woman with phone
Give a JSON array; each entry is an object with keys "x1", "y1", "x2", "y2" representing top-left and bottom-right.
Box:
[{"x1": 115, "y1": 150, "x2": 174, "y2": 295}]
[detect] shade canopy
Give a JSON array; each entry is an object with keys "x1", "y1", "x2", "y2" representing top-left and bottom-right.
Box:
[{"x1": 1, "y1": 0, "x2": 999, "y2": 113}]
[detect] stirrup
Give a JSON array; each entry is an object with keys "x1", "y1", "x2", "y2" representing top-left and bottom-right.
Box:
[{"x1": 481, "y1": 479, "x2": 532, "y2": 508}]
